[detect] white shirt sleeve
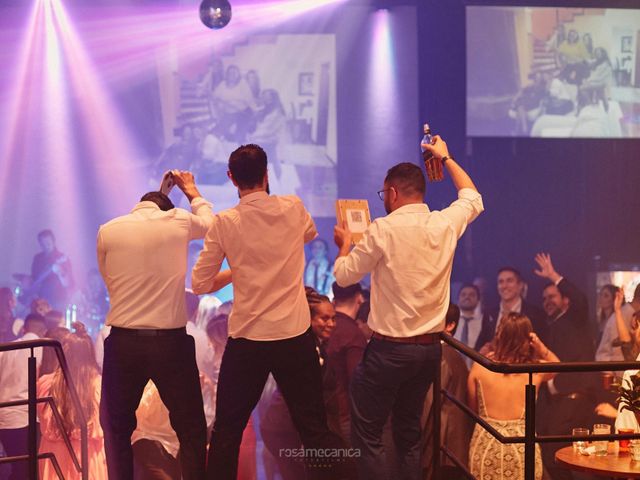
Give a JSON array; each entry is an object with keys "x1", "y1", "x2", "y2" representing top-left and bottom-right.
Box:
[
  {"x1": 191, "y1": 217, "x2": 225, "y2": 295},
  {"x1": 440, "y1": 188, "x2": 484, "y2": 239},
  {"x1": 300, "y1": 200, "x2": 318, "y2": 244},
  {"x1": 334, "y1": 222, "x2": 383, "y2": 287},
  {"x1": 96, "y1": 229, "x2": 107, "y2": 282},
  {"x1": 188, "y1": 197, "x2": 214, "y2": 240}
]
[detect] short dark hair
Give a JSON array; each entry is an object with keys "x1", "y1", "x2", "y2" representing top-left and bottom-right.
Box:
[
  {"x1": 543, "y1": 281, "x2": 567, "y2": 299},
  {"x1": 497, "y1": 267, "x2": 523, "y2": 282},
  {"x1": 634, "y1": 284, "x2": 640, "y2": 302},
  {"x1": 24, "y1": 313, "x2": 46, "y2": 328},
  {"x1": 384, "y1": 162, "x2": 425, "y2": 198},
  {"x1": 445, "y1": 303, "x2": 461, "y2": 336},
  {"x1": 228, "y1": 144, "x2": 267, "y2": 190},
  {"x1": 332, "y1": 282, "x2": 363, "y2": 303},
  {"x1": 140, "y1": 191, "x2": 175, "y2": 211},
  {"x1": 459, "y1": 283, "x2": 480, "y2": 298},
  {"x1": 37, "y1": 229, "x2": 55, "y2": 242}
]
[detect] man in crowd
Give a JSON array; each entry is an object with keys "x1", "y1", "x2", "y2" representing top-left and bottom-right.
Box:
[
  {"x1": 98, "y1": 171, "x2": 213, "y2": 480},
  {"x1": 476, "y1": 267, "x2": 546, "y2": 350},
  {"x1": 454, "y1": 284, "x2": 491, "y2": 360},
  {"x1": 326, "y1": 281, "x2": 367, "y2": 444},
  {"x1": 533, "y1": 253, "x2": 596, "y2": 480},
  {"x1": 333, "y1": 135, "x2": 483, "y2": 479},
  {"x1": 0, "y1": 313, "x2": 46, "y2": 480},
  {"x1": 192, "y1": 144, "x2": 340, "y2": 479},
  {"x1": 422, "y1": 303, "x2": 472, "y2": 480},
  {"x1": 30, "y1": 230, "x2": 74, "y2": 311}
]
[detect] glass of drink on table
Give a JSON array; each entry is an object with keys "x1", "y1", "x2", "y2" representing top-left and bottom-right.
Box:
[{"x1": 572, "y1": 428, "x2": 589, "y2": 454}]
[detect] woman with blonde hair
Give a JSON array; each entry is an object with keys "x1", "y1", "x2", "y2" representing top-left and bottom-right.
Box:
[
  {"x1": 468, "y1": 312, "x2": 559, "y2": 480},
  {"x1": 37, "y1": 323, "x2": 105, "y2": 479}
]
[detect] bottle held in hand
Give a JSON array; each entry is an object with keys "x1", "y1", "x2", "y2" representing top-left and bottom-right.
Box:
[{"x1": 421, "y1": 123, "x2": 443, "y2": 182}]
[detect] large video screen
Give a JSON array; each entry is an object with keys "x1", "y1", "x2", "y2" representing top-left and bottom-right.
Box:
[
  {"x1": 466, "y1": 6, "x2": 640, "y2": 138},
  {"x1": 155, "y1": 33, "x2": 337, "y2": 216}
]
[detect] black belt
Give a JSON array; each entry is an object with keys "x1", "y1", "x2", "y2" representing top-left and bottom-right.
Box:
[
  {"x1": 110, "y1": 326, "x2": 187, "y2": 337},
  {"x1": 371, "y1": 331, "x2": 440, "y2": 345}
]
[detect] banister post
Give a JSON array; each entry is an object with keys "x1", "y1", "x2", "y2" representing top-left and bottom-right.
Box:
[{"x1": 28, "y1": 350, "x2": 38, "y2": 480}]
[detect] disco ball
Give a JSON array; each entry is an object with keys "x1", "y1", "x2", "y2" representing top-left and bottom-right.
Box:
[{"x1": 199, "y1": 0, "x2": 232, "y2": 30}]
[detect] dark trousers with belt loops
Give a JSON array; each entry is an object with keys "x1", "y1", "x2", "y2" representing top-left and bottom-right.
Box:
[
  {"x1": 207, "y1": 328, "x2": 344, "y2": 480},
  {"x1": 100, "y1": 327, "x2": 207, "y2": 480}
]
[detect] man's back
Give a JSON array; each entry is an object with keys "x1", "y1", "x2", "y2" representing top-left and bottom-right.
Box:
[
  {"x1": 194, "y1": 192, "x2": 316, "y2": 340},
  {"x1": 98, "y1": 199, "x2": 212, "y2": 329}
]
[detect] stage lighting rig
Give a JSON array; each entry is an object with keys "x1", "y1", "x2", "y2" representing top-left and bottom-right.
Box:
[{"x1": 199, "y1": 0, "x2": 232, "y2": 29}]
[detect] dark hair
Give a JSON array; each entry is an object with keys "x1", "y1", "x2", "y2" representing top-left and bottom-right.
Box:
[
  {"x1": 384, "y1": 162, "x2": 425, "y2": 198},
  {"x1": 44, "y1": 310, "x2": 65, "y2": 327},
  {"x1": 40, "y1": 326, "x2": 71, "y2": 376},
  {"x1": 492, "y1": 312, "x2": 535, "y2": 363},
  {"x1": 50, "y1": 324, "x2": 99, "y2": 437},
  {"x1": 446, "y1": 303, "x2": 461, "y2": 336},
  {"x1": 356, "y1": 300, "x2": 370, "y2": 324},
  {"x1": 140, "y1": 191, "x2": 175, "y2": 211},
  {"x1": 497, "y1": 267, "x2": 523, "y2": 282},
  {"x1": 37, "y1": 229, "x2": 55, "y2": 242},
  {"x1": 634, "y1": 284, "x2": 640, "y2": 302},
  {"x1": 459, "y1": 283, "x2": 480, "y2": 298},
  {"x1": 228, "y1": 144, "x2": 267, "y2": 190},
  {"x1": 24, "y1": 313, "x2": 46, "y2": 327},
  {"x1": 332, "y1": 281, "x2": 363, "y2": 303},
  {"x1": 305, "y1": 287, "x2": 331, "y2": 318}
]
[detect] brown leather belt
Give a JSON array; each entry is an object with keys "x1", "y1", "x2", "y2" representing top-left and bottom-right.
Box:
[{"x1": 371, "y1": 331, "x2": 440, "y2": 345}]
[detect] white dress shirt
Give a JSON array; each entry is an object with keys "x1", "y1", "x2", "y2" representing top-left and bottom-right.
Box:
[
  {"x1": 455, "y1": 310, "x2": 483, "y2": 349},
  {"x1": 192, "y1": 192, "x2": 317, "y2": 340},
  {"x1": 615, "y1": 353, "x2": 640, "y2": 432},
  {"x1": 0, "y1": 333, "x2": 43, "y2": 429},
  {"x1": 334, "y1": 188, "x2": 483, "y2": 337},
  {"x1": 495, "y1": 298, "x2": 523, "y2": 333},
  {"x1": 97, "y1": 198, "x2": 214, "y2": 329},
  {"x1": 595, "y1": 303, "x2": 635, "y2": 362}
]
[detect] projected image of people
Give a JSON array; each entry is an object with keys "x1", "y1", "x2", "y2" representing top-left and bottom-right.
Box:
[
  {"x1": 467, "y1": 7, "x2": 640, "y2": 138},
  {"x1": 152, "y1": 34, "x2": 337, "y2": 216}
]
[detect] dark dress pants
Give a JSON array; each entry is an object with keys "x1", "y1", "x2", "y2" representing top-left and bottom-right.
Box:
[
  {"x1": 100, "y1": 329, "x2": 207, "y2": 480},
  {"x1": 350, "y1": 338, "x2": 441, "y2": 480},
  {"x1": 207, "y1": 328, "x2": 341, "y2": 480}
]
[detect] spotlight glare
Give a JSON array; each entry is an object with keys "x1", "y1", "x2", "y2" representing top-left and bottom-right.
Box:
[{"x1": 199, "y1": 0, "x2": 232, "y2": 29}]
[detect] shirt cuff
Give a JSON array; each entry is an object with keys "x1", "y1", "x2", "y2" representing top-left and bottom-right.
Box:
[
  {"x1": 190, "y1": 196, "x2": 213, "y2": 211},
  {"x1": 458, "y1": 188, "x2": 481, "y2": 200},
  {"x1": 554, "y1": 276, "x2": 564, "y2": 286}
]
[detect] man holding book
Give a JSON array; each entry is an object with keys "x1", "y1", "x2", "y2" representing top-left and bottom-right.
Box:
[{"x1": 333, "y1": 135, "x2": 484, "y2": 480}]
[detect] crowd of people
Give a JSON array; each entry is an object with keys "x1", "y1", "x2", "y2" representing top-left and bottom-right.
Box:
[
  {"x1": 0, "y1": 133, "x2": 637, "y2": 480},
  {"x1": 154, "y1": 62, "x2": 292, "y2": 188},
  {"x1": 509, "y1": 24, "x2": 618, "y2": 137}
]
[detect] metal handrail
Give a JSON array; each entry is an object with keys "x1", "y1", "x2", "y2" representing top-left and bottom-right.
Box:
[
  {"x1": 435, "y1": 333, "x2": 640, "y2": 480},
  {"x1": 0, "y1": 338, "x2": 89, "y2": 480}
]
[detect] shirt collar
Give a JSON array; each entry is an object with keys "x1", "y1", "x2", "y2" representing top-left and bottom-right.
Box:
[
  {"x1": 131, "y1": 201, "x2": 161, "y2": 213},
  {"x1": 239, "y1": 191, "x2": 269, "y2": 205},
  {"x1": 388, "y1": 202, "x2": 430, "y2": 216}
]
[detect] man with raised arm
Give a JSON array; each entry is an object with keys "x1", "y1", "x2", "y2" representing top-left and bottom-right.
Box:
[
  {"x1": 333, "y1": 136, "x2": 484, "y2": 480},
  {"x1": 533, "y1": 253, "x2": 595, "y2": 480},
  {"x1": 98, "y1": 171, "x2": 214, "y2": 480}
]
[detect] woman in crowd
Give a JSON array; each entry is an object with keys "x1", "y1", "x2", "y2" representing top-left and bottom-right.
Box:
[
  {"x1": 468, "y1": 312, "x2": 559, "y2": 480},
  {"x1": 596, "y1": 285, "x2": 635, "y2": 361},
  {"x1": 595, "y1": 289, "x2": 640, "y2": 425},
  {"x1": 37, "y1": 323, "x2": 105, "y2": 479},
  {"x1": 39, "y1": 326, "x2": 70, "y2": 377}
]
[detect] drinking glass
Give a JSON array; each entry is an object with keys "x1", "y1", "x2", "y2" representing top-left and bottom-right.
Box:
[
  {"x1": 572, "y1": 428, "x2": 589, "y2": 454},
  {"x1": 593, "y1": 424, "x2": 611, "y2": 456},
  {"x1": 619, "y1": 428, "x2": 635, "y2": 453}
]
